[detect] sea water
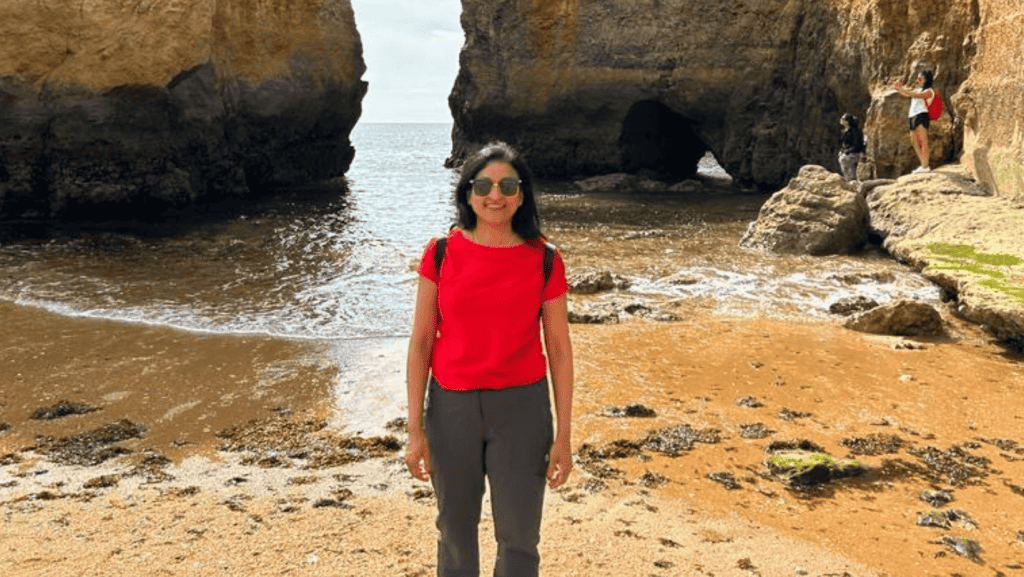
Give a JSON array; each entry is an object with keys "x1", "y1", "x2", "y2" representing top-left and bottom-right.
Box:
[{"x1": 0, "y1": 123, "x2": 459, "y2": 340}]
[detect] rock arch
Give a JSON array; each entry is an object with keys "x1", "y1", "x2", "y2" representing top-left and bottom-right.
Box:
[{"x1": 619, "y1": 101, "x2": 708, "y2": 180}]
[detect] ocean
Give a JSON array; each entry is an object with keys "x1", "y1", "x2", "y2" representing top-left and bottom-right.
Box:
[{"x1": 0, "y1": 123, "x2": 460, "y2": 341}]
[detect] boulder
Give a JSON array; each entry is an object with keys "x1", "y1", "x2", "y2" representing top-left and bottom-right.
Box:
[
  {"x1": 843, "y1": 299, "x2": 945, "y2": 337},
  {"x1": 829, "y1": 296, "x2": 880, "y2": 316},
  {"x1": 764, "y1": 448, "x2": 867, "y2": 488},
  {"x1": 0, "y1": 0, "x2": 366, "y2": 220},
  {"x1": 740, "y1": 165, "x2": 869, "y2": 255},
  {"x1": 567, "y1": 270, "x2": 631, "y2": 294}
]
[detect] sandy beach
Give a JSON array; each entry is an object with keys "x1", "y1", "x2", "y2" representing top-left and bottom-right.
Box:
[{"x1": 3, "y1": 293, "x2": 1023, "y2": 576}]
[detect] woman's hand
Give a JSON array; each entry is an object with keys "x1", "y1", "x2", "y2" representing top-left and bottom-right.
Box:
[
  {"x1": 405, "y1": 429, "x2": 432, "y2": 482},
  {"x1": 546, "y1": 436, "x2": 573, "y2": 489}
]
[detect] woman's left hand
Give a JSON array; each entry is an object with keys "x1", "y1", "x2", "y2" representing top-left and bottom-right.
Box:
[{"x1": 546, "y1": 436, "x2": 573, "y2": 489}]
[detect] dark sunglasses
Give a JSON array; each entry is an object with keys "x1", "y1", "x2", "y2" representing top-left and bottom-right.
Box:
[{"x1": 471, "y1": 177, "x2": 521, "y2": 196}]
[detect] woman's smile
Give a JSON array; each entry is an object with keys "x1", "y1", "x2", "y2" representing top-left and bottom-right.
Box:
[{"x1": 470, "y1": 161, "x2": 522, "y2": 224}]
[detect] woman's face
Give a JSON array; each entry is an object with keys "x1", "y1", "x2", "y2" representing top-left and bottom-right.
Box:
[{"x1": 469, "y1": 161, "x2": 522, "y2": 228}]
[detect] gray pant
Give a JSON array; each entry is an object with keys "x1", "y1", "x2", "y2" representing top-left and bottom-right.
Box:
[
  {"x1": 839, "y1": 152, "x2": 862, "y2": 181},
  {"x1": 425, "y1": 377, "x2": 553, "y2": 577}
]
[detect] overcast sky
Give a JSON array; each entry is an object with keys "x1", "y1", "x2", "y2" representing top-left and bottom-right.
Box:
[{"x1": 351, "y1": 0, "x2": 463, "y2": 123}]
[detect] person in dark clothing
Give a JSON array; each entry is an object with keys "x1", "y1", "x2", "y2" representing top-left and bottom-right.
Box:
[{"x1": 838, "y1": 113, "x2": 866, "y2": 181}]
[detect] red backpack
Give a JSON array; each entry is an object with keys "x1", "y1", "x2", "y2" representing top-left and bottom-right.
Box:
[{"x1": 927, "y1": 90, "x2": 943, "y2": 121}]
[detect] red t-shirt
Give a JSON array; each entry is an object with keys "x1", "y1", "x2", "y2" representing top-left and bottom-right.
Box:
[{"x1": 417, "y1": 229, "x2": 569, "y2": 391}]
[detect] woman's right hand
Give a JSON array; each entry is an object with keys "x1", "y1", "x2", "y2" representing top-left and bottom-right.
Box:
[{"x1": 405, "y1": 429, "x2": 432, "y2": 482}]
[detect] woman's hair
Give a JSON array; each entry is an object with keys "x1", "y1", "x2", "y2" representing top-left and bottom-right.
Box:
[
  {"x1": 453, "y1": 141, "x2": 544, "y2": 242},
  {"x1": 841, "y1": 113, "x2": 860, "y2": 129},
  {"x1": 920, "y1": 70, "x2": 934, "y2": 90}
]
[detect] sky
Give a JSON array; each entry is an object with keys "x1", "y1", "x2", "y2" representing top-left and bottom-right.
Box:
[{"x1": 351, "y1": 0, "x2": 464, "y2": 123}]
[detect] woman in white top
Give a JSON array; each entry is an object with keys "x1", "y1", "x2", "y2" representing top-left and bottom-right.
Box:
[{"x1": 894, "y1": 70, "x2": 936, "y2": 173}]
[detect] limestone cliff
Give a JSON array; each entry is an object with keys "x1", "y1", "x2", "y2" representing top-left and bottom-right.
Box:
[
  {"x1": 955, "y1": 0, "x2": 1024, "y2": 199},
  {"x1": 449, "y1": 0, "x2": 1022, "y2": 197},
  {"x1": 0, "y1": 0, "x2": 366, "y2": 219}
]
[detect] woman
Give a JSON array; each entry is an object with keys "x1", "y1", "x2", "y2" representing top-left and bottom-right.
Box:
[
  {"x1": 405, "y1": 141, "x2": 574, "y2": 577},
  {"x1": 895, "y1": 70, "x2": 936, "y2": 173},
  {"x1": 838, "y1": 113, "x2": 866, "y2": 181}
]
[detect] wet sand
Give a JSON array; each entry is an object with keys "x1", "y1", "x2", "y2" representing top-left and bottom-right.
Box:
[{"x1": 3, "y1": 295, "x2": 1024, "y2": 576}]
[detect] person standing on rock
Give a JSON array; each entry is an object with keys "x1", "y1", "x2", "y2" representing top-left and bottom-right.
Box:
[
  {"x1": 405, "y1": 141, "x2": 574, "y2": 577},
  {"x1": 894, "y1": 70, "x2": 936, "y2": 174},
  {"x1": 838, "y1": 113, "x2": 866, "y2": 181}
]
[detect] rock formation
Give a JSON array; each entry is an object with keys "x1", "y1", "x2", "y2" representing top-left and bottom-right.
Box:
[
  {"x1": 0, "y1": 0, "x2": 366, "y2": 220},
  {"x1": 740, "y1": 165, "x2": 869, "y2": 255},
  {"x1": 866, "y1": 166, "x2": 1024, "y2": 347},
  {"x1": 449, "y1": 0, "x2": 1022, "y2": 198},
  {"x1": 843, "y1": 299, "x2": 945, "y2": 337},
  {"x1": 955, "y1": 0, "x2": 1024, "y2": 200}
]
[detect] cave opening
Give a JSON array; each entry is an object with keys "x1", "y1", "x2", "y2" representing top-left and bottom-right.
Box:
[{"x1": 618, "y1": 100, "x2": 709, "y2": 181}]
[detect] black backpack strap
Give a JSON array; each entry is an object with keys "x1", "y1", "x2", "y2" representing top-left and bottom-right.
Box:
[
  {"x1": 538, "y1": 242, "x2": 558, "y2": 319},
  {"x1": 433, "y1": 236, "x2": 447, "y2": 278},
  {"x1": 542, "y1": 242, "x2": 556, "y2": 289}
]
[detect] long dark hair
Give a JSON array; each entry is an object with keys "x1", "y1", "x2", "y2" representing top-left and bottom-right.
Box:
[
  {"x1": 453, "y1": 142, "x2": 544, "y2": 242},
  {"x1": 920, "y1": 70, "x2": 934, "y2": 90}
]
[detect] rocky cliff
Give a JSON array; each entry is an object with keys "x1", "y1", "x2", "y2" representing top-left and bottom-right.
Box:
[
  {"x1": 0, "y1": 0, "x2": 366, "y2": 220},
  {"x1": 449, "y1": 0, "x2": 1022, "y2": 197},
  {"x1": 955, "y1": 0, "x2": 1024, "y2": 199}
]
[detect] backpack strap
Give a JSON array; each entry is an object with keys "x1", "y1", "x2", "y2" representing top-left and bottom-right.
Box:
[
  {"x1": 433, "y1": 236, "x2": 447, "y2": 279},
  {"x1": 542, "y1": 242, "x2": 556, "y2": 289}
]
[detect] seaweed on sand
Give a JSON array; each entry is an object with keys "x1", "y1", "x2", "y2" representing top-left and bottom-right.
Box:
[
  {"x1": 216, "y1": 415, "x2": 400, "y2": 469},
  {"x1": 30, "y1": 400, "x2": 100, "y2": 420},
  {"x1": 906, "y1": 444, "x2": 992, "y2": 487},
  {"x1": 940, "y1": 534, "x2": 983, "y2": 562},
  {"x1": 641, "y1": 424, "x2": 722, "y2": 456},
  {"x1": 33, "y1": 419, "x2": 146, "y2": 466}
]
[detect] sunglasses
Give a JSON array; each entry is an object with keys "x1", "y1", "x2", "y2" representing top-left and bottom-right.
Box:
[{"x1": 471, "y1": 177, "x2": 521, "y2": 196}]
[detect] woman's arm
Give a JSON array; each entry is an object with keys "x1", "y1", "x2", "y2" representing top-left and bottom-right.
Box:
[
  {"x1": 405, "y1": 275, "x2": 438, "y2": 481},
  {"x1": 895, "y1": 82, "x2": 933, "y2": 101},
  {"x1": 541, "y1": 292, "x2": 574, "y2": 488}
]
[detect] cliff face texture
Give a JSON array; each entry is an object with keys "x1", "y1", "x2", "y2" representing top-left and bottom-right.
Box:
[
  {"x1": 450, "y1": 0, "x2": 1023, "y2": 197},
  {"x1": 956, "y1": 0, "x2": 1024, "y2": 199},
  {"x1": 0, "y1": 0, "x2": 366, "y2": 219}
]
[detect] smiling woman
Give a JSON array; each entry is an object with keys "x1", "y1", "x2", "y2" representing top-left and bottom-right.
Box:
[{"x1": 350, "y1": 0, "x2": 463, "y2": 123}]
